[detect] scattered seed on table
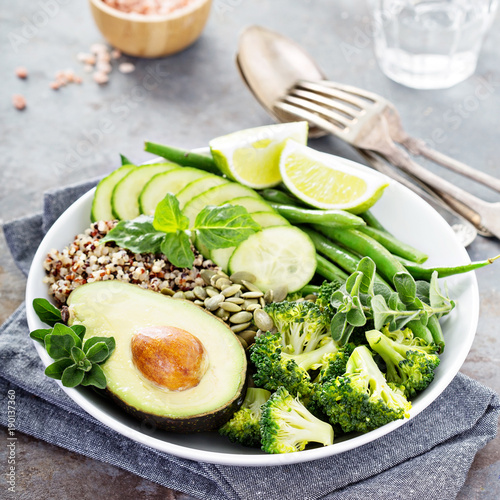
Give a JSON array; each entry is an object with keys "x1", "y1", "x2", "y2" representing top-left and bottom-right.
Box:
[
  {"x1": 15, "y1": 67, "x2": 28, "y2": 79},
  {"x1": 93, "y1": 71, "x2": 109, "y2": 84},
  {"x1": 119, "y1": 62, "x2": 135, "y2": 74},
  {"x1": 12, "y1": 94, "x2": 26, "y2": 110}
]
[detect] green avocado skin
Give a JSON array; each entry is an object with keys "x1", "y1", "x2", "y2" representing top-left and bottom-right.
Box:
[
  {"x1": 67, "y1": 281, "x2": 248, "y2": 433},
  {"x1": 107, "y1": 384, "x2": 248, "y2": 433}
]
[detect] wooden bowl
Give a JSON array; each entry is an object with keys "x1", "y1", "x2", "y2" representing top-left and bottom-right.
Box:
[{"x1": 88, "y1": 0, "x2": 212, "y2": 58}]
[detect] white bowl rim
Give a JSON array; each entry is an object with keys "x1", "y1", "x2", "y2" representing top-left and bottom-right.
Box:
[
  {"x1": 25, "y1": 151, "x2": 479, "y2": 466},
  {"x1": 89, "y1": 0, "x2": 212, "y2": 23}
]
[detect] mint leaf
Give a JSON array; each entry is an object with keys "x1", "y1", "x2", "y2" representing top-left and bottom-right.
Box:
[
  {"x1": 81, "y1": 364, "x2": 107, "y2": 389},
  {"x1": 61, "y1": 365, "x2": 85, "y2": 388},
  {"x1": 161, "y1": 231, "x2": 195, "y2": 269},
  {"x1": 85, "y1": 342, "x2": 110, "y2": 364},
  {"x1": 33, "y1": 298, "x2": 62, "y2": 327},
  {"x1": 45, "y1": 358, "x2": 74, "y2": 380},
  {"x1": 83, "y1": 336, "x2": 116, "y2": 359},
  {"x1": 101, "y1": 215, "x2": 164, "y2": 254},
  {"x1": 30, "y1": 328, "x2": 53, "y2": 345},
  {"x1": 153, "y1": 193, "x2": 190, "y2": 233},
  {"x1": 194, "y1": 204, "x2": 260, "y2": 250},
  {"x1": 45, "y1": 333, "x2": 76, "y2": 359}
]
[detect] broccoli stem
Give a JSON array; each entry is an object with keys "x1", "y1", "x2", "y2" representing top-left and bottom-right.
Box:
[{"x1": 283, "y1": 340, "x2": 338, "y2": 371}]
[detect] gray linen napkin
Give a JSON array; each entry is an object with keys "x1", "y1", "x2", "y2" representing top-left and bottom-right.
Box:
[{"x1": 2, "y1": 180, "x2": 499, "y2": 500}]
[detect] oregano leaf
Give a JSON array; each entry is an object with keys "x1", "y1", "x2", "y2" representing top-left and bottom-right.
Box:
[
  {"x1": 44, "y1": 358, "x2": 74, "y2": 380},
  {"x1": 32, "y1": 298, "x2": 62, "y2": 327},
  {"x1": 61, "y1": 365, "x2": 85, "y2": 388}
]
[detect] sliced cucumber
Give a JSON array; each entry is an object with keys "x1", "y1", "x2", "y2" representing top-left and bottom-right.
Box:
[
  {"x1": 183, "y1": 183, "x2": 261, "y2": 225},
  {"x1": 111, "y1": 163, "x2": 177, "y2": 220},
  {"x1": 176, "y1": 175, "x2": 229, "y2": 209},
  {"x1": 91, "y1": 164, "x2": 136, "y2": 222},
  {"x1": 221, "y1": 196, "x2": 275, "y2": 214},
  {"x1": 210, "y1": 212, "x2": 289, "y2": 272},
  {"x1": 139, "y1": 167, "x2": 209, "y2": 215},
  {"x1": 228, "y1": 226, "x2": 316, "y2": 292}
]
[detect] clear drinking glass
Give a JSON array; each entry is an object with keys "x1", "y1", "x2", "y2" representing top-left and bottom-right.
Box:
[{"x1": 369, "y1": 0, "x2": 498, "y2": 89}]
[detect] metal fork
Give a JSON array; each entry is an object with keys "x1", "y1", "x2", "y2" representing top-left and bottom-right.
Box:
[
  {"x1": 274, "y1": 82, "x2": 500, "y2": 240},
  {"x1": 286, "y1": 80, "x2": 500, "y2": 193}
]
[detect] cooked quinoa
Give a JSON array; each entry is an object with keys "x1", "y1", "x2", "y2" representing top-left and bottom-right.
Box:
[{"x1": 43, "y1": 220, "x2": 219, "y2": 306}]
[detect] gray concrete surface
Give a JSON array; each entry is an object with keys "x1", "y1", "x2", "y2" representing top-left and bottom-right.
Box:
[{"x1": 1, "y1": 1, "x2": 499, "y2": 498}]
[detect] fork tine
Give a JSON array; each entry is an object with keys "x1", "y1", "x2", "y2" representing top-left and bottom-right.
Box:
[
  {"x1": 280, "y1": 95, "x2": 352, "y2": 129},
  {"x1": 273, "y1": 101, "x2": 347, "y2": 136},
  {"x1": 288, "y1": 89, "x2": 361, "y2": 119},
  {"x1": 295, "y1": 80, "x2": 371, "y2": 111},
  {"x1": 301, "y1": 80, "x2": 384, "y2": 105}
]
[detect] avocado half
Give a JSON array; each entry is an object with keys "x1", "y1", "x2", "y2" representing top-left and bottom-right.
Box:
[{"x1": 67, "y1": 281, "x2": 247, "y2": 432}]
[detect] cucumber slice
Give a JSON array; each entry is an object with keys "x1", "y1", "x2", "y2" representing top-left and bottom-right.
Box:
[
  {"x1": 210, "y1": 212, "x2": 289, "y2": 272},
  {"x1": 176, "y1": 175, "x2": 229, "y2": 209},
  {"x1": 183, "y1": 183, "x2": 261, "y2": 225},
  {"x1": 228, "y1": 226, "x2": 316, "y2": 292},
  {"x1": 111, "y1": 163, "x2": 177, "y2": 220},
  {"x1": 91, "y1": 164, "x2": 135, "y2": 222},
  {"x1": 221, "y1": 196, "x2": 275, "y2": 214},
  {"x1": 139, "y1": 167, "x2": 209, "y2": 215}
]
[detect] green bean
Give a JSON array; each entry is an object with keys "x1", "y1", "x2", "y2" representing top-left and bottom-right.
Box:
[
  {"x1": 359, "y1": 226, "x2": 428, "y2": 264},
  {"x1": 407, "y1": 320, "x2": 434, "y2": 344},
  {"x1": 360, "y1": 210, "x2": 387, "y2": 232},
  {"x1": 426, "y1": 315, "x2": 445, "y2": 353},
  {"x1": 396, "y1": 255, "x2": 500, "y2": 280},
  {"x1": 270, "y1": 203, "x2": 365, "y2": 227},
  {"x1": 315, "y1": 254, "x2": 349, "y2": 282},
  {"x1": 299, "y1": 284, "x2": 321, "y2": 295},
  {"x1": 259, "y1": 189, "x2": 303, "y2": 207},
  {"x1": 313, "y1": 225, "x2": 408, "y2": 283},
  {"x1": 144, "y1": 142, "x2": 220, "y2": 174}
]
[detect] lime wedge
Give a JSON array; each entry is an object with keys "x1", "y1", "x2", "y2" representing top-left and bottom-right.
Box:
[
  {"x1": 279, "y1": 140, "x2": 389, "y2": 213},
  {"x1": 209, "y1": 122, "x2": 308, "y2": 189}
]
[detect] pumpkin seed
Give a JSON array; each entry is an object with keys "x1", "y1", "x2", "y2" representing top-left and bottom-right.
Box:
[
  {"x1": 230, "y1": 271, "x2": 256, "y2": 284},
  {"x1": 200, "y1": 269, "x2": 216, "y2": 285},
  {"x1": 172, "y1": 291, "x2": 186, "y2": 300},
  {"x1": 216, "y1": 270, "x2": 229, "y2": 279},
  {"x1": 241, "y1": 280, "x2": 262, "y2": 293},
  {"x1": 221, "y1": 284, "x2": 241, "y2": 297},
  {"x1": 205, "y1": 287, "x2": 219, "y2": 298},
  {"x1": 259, "y1": 297, "x2": 266, "y2": 308},
  {"x1": 236, "y1": 335, "x2": 248, "y2": 349},
  {"x1": 220, "y1": 302, "x2": 242, "y2": 313},
  {"x1": 241, "y1": 291, "x2": 264, "y2": 299},
  {"x1": 304, "y1": 294, "x2": 317, "y2": 302},
  {"x1": 184, "y1": 290, "x2": 195, "y2": 301},
  {"x1": 272, "y1": 285, "x2": 288, "y2": 302},
  {"x1": 215, "y1": 277, "x2": 232, "y2": 290},
  {"x1": 254, "y1": 309, "x2": 274, "y2": 332},
  {"x1": 231, "y1": 322, "x2": 252, "y2": 333},
  {"x1": 205, "y1": 294, "x2": 225, "y2": 311},
  {"x1": 193, "y1": 286, "x2": 207, "y2": 300},
  {"x1": 238, "y1": 329, "x2": 257, "y2": 345},
  {"x1": 194, "y1": 299, "x2": 205, "y2": 306},
  {"x1": 246, "y1": 303, "x2": 261, "y2": 312},
  {"x1": 215, "y1": 308, "x2": 230, "y2": 321},
  {"x1": 229, "y1": 311, "x2": 253, "y2": 324},
  {"x1": 264, "y1": 289, "x2": 274, "y2": 304},
  {"x1": 225, "y1": 297, "x2": 245, "y2": 305},
  {"x1": 160, "y1": 288, "x2": 175, "y2": 296}
]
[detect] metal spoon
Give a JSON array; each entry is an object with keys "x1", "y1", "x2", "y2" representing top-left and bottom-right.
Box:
[{"x1": 236, "y1": 25, "x2": 478, "y2": 246}]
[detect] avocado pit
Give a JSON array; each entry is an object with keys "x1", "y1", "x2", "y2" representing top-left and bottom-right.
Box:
[{"x1": 131, "y1": 326, "x2": 209, "y2": 391}]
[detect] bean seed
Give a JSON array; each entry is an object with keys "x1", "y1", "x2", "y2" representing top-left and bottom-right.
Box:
[
  {"x1": 229, "y1": 311, "x2": 253, "y2": 324},
  {"x1": 220, "y1": 302, "x2": 242, "y2": 313},
  {"x1": 254, "y1": 309, "x2": 274, "y2": 332},
  {"x1": 241, "y1": 280, "x2": 262, "y2": 293},
  {"x1": 172, "y1": 291, "x2": 186, "y2": 300},
  {"x1": 241, "y1": 291, "x2": 264, "y2": 299},
  {"x1": 200, "y1": 269, "x2": 216, "y2": 285},
  {"x1": 231, "y1": 322, "x2": 252, "y2": 333},
  {"x1": 184, "y1": 290, "x2": 195, "y2": 301},
  {"x1": 193, "y1": 286, "x2": 207, "y2": 300},
  {"x1": 238, "y1": 330, "x2": 257, "y2": 345},
  {"x1": 225, "y1": 297, "x2": 245, "y2": 305},
  {"x1": 272, "y1": 285, "x2": 288, "y2": 302},
  {"x1": 215, "y1": 308, "x2": 230, "y2": 321},
  {"x1": 205, "y1": 294, "x2": 225, "y2": 311},
  {"x1": 160, "y1": 288, "x2": 175, "y2": 296},
  {"x1": 230, "y1": 271, "x2": 256, "y2": 284},
  {"x1": 246, "y1": 303, "x2": 261, "y2": 312},
  {"x1": 221, "y1": 284, "x2": 241, "y2": 297}
]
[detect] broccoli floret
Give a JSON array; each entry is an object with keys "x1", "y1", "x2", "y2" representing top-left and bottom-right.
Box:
[
  {"x1": 317, "y1": 345, "x2": 412, "y2": 433},
  {"x1": 250, "y1": 331, "x2": 338, "y2": 397},
  {"x1": 260, "y1": 386, "x2": 334, "y2": 454},
  {"x1": 219, "y1": 388, "x2": 271, "y2": 447},
  {"x1": 316, "y1": 279, "x2": 343, "y2": 319},
  {"x1": 366, "y1": 327, "x2": 440, "y2": 398},
  {"x1": 264, "y1": 300, "x2": 330, "y2": 354},
  {"x1": 316, "y1": 343, "x2": 356, "y2": 383}
]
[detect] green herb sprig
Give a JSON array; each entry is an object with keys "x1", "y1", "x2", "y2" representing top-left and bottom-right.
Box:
[
  {"x1": 101, "y1": 193, "x2": 261, "y2": 268},
  {"x1": 31, "y1": 298, "x2": 115, "y2": 389}
]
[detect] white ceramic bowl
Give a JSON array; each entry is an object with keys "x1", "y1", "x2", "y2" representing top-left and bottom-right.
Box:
[{"x1": 26, "y1": 153, "x2": 479, "y2": 466}]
